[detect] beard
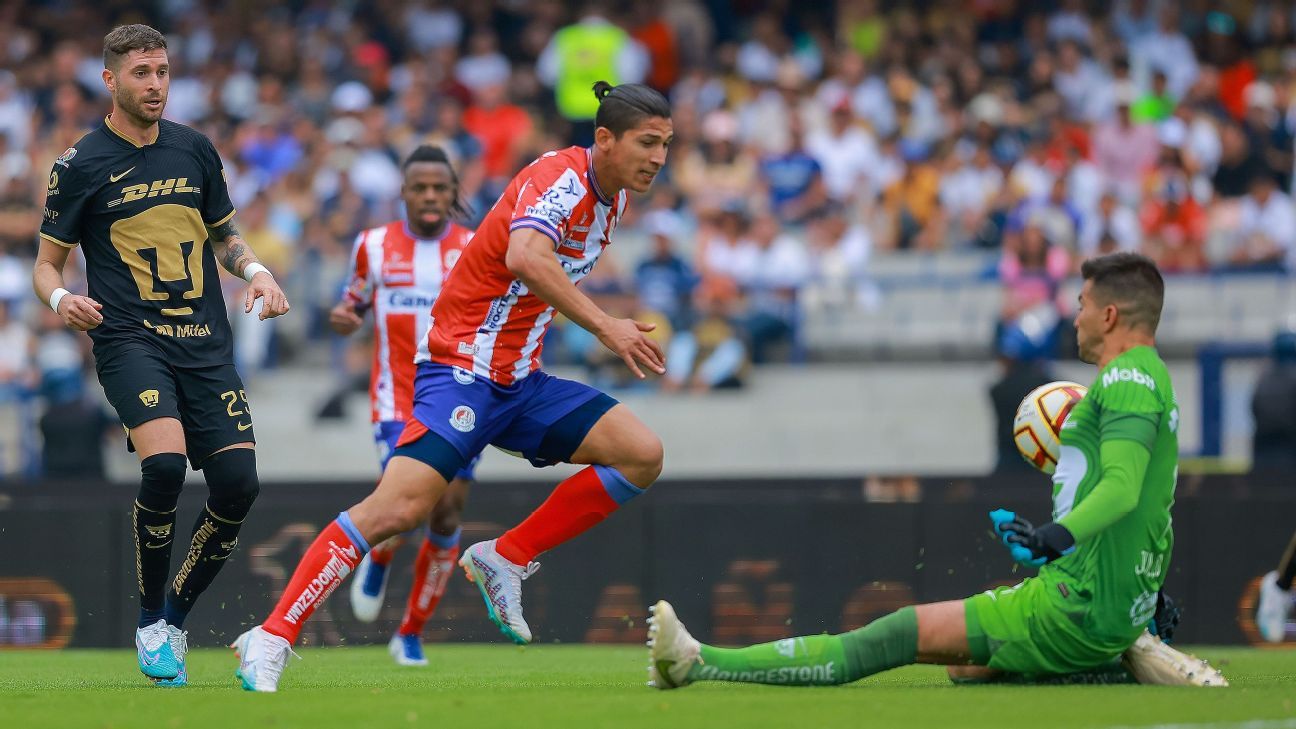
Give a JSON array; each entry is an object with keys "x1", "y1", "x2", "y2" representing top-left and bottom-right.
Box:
[
  {"x1": 1077, "y1": 332, "x2": 1098, "y2": 364},
  {"x1": 116, "y1": 88, "x2": 166, "y2": 124}
]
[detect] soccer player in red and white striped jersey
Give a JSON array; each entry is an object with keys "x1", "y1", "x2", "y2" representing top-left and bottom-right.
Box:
[
  {"x1": 328, "y1": 145, "x2": 478, "y2": 666},
  {"x1": 234, "y1": 82, "x2": 672, "y2": 691}
]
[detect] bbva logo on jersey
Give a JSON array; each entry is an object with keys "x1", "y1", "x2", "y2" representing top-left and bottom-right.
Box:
[
  {"x1": 1102, "y1": 366, "x2": 1156, "y2": 391},
  {"x1": 107, "y1": 178, "x2": 200, "y2": 208}
]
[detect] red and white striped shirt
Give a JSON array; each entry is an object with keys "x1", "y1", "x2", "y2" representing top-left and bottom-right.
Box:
[
  {"x1": 420, "y1": 146, "x2": 627, "y2": 385},
  {"x1": 344, "y1": 220, "x2": 473, "y2": 422}
]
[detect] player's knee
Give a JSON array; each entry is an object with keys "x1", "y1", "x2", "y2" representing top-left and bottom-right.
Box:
[
  {"x1": 138, "y1": 452, "x2": 188, "y2": 511},
  {"x1": 202, "y1": 447, "x2": 260, "y2": 520},
  {"x1": 628, "y1": 434, "x2": 664, "y2": 485}
]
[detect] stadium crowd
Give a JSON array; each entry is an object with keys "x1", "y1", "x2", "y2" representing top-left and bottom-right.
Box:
[{"x1": 2, "y1": 0, "x2": 1296, "y2": 475}]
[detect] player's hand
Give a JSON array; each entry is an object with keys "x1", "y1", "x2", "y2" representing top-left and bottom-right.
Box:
[
  {"x1": 245, "y1": 271, "x2": 290, "y2": 320},
  {"x1": 597, "y1": 316, "x2": 666, "y2": 380},
  {"x1": 328, "y1": 302, "x2": 364, "y2": 335},
  {"x1": 989, "y1": 509, "x2": 1076, "y2": 568},
  {"x1": 56, "y1": 293, "x2": 103, "y2": 331}
]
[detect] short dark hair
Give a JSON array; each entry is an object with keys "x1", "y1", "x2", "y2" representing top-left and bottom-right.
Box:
[
  {"x1": 1080, "y1": 252, "x2": 1165, "y2": 333},
  {"x1": 592, "y1": 81, "x2": 671, "y2": 137},
  {"x1": 103, "y1": 24, "x2": 167, "y2": 71},
  {"x1": 402, "y1": 144, "x2": 471, "y2": 220}
]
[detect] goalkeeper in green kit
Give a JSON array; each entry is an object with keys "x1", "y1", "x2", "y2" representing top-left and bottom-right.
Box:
[{"x1": 648, "y1": 253, "x2": 1226, "y2": 689}]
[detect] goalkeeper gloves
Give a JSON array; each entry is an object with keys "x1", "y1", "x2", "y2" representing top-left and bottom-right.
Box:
[
  {"x1": 989, "y1": 509, "x2": 1077, "y2": 568},
  {"x1": 1150, "y1": 590, "x2": 1181, "y2": 643}
]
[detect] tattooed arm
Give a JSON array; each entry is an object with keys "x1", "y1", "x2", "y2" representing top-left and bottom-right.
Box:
[
  {"x1": 208, "y1": 218, "x2": 291, "y2": 319},
  {"x1": 208, "y1": 219, "x2": 262, "y2": 279}
]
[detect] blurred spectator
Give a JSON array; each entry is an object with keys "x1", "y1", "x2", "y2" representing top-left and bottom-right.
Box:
[
  {"x1": 757, "y1": 112, "x2": 827, "y2": 225},
  {"x1": 454, "y1": 29, "x2": 512, "y2": 95},
  {"x1": 1251, "y1": 329, "x2": 1296, "y2": 474},
  {"x1": 1241, "y1": 80, "x2": 1293, "y2": 190},
  {"x1": 1091, "y1": 81, "x2": 1159, "y2": 203},
  {"x1": 1211, "y1": 119, "x2": 1267, "y2": 198},
  {"x1": 732, "y1": 211, "x2": 810, "y2": 363},
  {"x1": 940, "y1": 144, "x2": 1007, "y2": 249},
  {"x1": 537, "y1": 2, "x2": 649, "y2": 144},
  {"x1": 674, "y1": 111, "x2": 757, "y2": 216},
  {"x1": 997, "y1": 222, "x2": 1070, "y2": 360},
  {"x1": 1053, "y1": 40, "x2": 1108, "y2": 122},
  {"x1": 1131, "y1": 70, "x2": 1176, "y2": 123},
  {"x1": 1080, "y1": 192, "x2": 1142, "y2": 257},
  {"x1": 801, "y1": 202, "x2": 873, "y2": 313},
  {"x1": 0, "y1": 71, "x2": 33, "y2": 154},
  {"x1": 806, "y1": 96, "x2": 879, "y2": 207},
  {"x1": 0, "y1": 299, "x2": 35, "y2": 398},
  {"x1": 882, "y1": 143, "x2": 942, "y2": 250},
  {"x1": 1227, "y1": 173, "x2": 1296, "y2": 270},
  {"x1": 1140, "y1": 171, "x2": 1208, "y2": 272},
  {"x1": 629, "y1": 1, "x2": 680, "y2": 93},
  {"x1": 1130, "y1": 7, "x2": 1198, "y2": 99},
  {"x1": 634, "y1": 210, "x2": 697, "y2": 331},
  {"x1": 463, "y1": 83, "x2": 533, "y2": 202},
  {"x1": 662, "y1": 286, "x2": 747, "y2": 394}
]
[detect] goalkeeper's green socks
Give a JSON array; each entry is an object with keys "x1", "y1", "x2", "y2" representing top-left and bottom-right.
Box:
[{"x1": 686, "y1": 607, "x2": 918, "y2": 686}]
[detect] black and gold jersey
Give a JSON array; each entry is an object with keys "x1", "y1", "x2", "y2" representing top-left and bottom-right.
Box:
[{"x1": 40, "y1": 116, "x2": 235, "y2": 367}]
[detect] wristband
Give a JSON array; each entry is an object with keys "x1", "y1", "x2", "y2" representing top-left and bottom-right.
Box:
[
  {"x1": 49, "y1": 287, "x2": 71, "y2": 313},
  {"x1": 242, "y1": 262, "x2": 272, "y2": 282}
]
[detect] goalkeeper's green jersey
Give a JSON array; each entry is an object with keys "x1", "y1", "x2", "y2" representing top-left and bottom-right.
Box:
[{"x1": 1042, "y1": 345, "x2": 1178, "y2": 644}]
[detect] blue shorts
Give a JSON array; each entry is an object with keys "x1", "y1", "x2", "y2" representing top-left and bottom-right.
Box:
[
  {"x1": 375, "y1": 420, "x2": 479, "y2": 480},
  {"x1": 394, "y1": 363, "x2": 618, "y2": 481}
]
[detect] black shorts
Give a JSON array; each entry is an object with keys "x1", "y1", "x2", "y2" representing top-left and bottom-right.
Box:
[{"x1": 96, "y1": 346, "x2": 255, "y2": 468}]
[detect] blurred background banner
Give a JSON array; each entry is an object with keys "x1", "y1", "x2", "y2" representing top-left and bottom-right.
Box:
[{"x1": 1, "y1": 475, "x2": 1289, "y2": 649}]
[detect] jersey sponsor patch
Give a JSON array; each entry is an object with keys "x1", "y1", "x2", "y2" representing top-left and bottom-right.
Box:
[
  {"x1": 525, "y1": 167, "x2": 586, "y2": 229},
  {"x1": 55, "y1": 147, "x2": 77, "y2": 167},
  {"x1": 1101, "y1": 366, "x2": 1157, "y2": 391}
]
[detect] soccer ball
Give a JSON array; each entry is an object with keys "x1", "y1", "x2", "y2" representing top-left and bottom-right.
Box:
[{"x1": 1013, "y1": 381, "x2": 1088, "y2": 474}]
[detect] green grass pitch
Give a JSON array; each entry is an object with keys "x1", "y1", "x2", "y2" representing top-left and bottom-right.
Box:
[{"x1": 2, "y1": 644, "x2": 1294, "y2": 728}]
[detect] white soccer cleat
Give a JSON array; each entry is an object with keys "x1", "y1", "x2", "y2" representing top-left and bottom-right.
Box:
[
  {"x1": 350, "y1": 553, "x2": 390, "y2": 623},
  {"x1": 1256, "y1": 571, "x2": 1293, "y2": 643},
  {"x1": 231, "y1": 625, "x2": 298, "y2": 692},
  {"x1": 647, "y1": 600, "x2": 701, "y2": 690},
  {"x1": 458, "y1": 539, "x2": 539, "y2": 645},
  {"x1": 149, "y1": 625, "x2": 190, "y2": 687},
  {"x1": 136, "y1": 619, "x2": 180, "y2": 680},
  {"x1": 1121, "y1": 631, "x2": 1228, "y2": 687}
]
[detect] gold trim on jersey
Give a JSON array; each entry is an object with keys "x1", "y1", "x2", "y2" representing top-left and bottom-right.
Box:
[
  {"x1": 104, "y1": 114, "x2": 158, "y2": 147},
  {"x1": 206, "y1": 208, "x2": 236, "y2": 229},
  {"x1": 39, "y1": 231, "x2": 77, "y2": 249}
]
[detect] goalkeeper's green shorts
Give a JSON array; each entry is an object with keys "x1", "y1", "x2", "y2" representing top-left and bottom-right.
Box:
[{"x1": 964, "y1": 576, "x2": 1131, "y2": 676}]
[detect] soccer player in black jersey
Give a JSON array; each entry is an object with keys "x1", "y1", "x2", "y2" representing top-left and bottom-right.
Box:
[{"x1": 32, "y1": 24, "x2": 289, "y2": 686}]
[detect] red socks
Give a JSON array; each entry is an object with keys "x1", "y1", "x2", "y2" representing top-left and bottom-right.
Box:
[
  {"x1": 496, "y1": 465, "x2": 641, "y2": 566},
  {"x1": 368, "y1": 535, "x2": 403, "y2": 566},
  {"x1": 263, "y1": 518, "x2": 365, "y2": 643},
  {"x1": 398, "y1": 540, "x2": 459, "y2": 636}
]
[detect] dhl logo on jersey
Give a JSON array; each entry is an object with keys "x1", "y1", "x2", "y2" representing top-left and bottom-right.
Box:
[{"x1": 107, "y1": 178, "x2": 201, "y2": 208}]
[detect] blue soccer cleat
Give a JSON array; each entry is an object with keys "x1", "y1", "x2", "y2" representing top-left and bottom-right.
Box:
[
  {"x1": 388, "y1": 633, "x2": 428, "y2": 666},
  {"x1": 350, "y1": 553, "x2": 390, "y2": 623},
  {"x1": 136, "y1": 619, "x2": 180, "y2": 680}
]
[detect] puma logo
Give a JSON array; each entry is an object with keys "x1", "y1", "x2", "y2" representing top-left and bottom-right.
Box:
[{"x1": 109, "y1": 167, "x2": 135, "y2": 183}]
